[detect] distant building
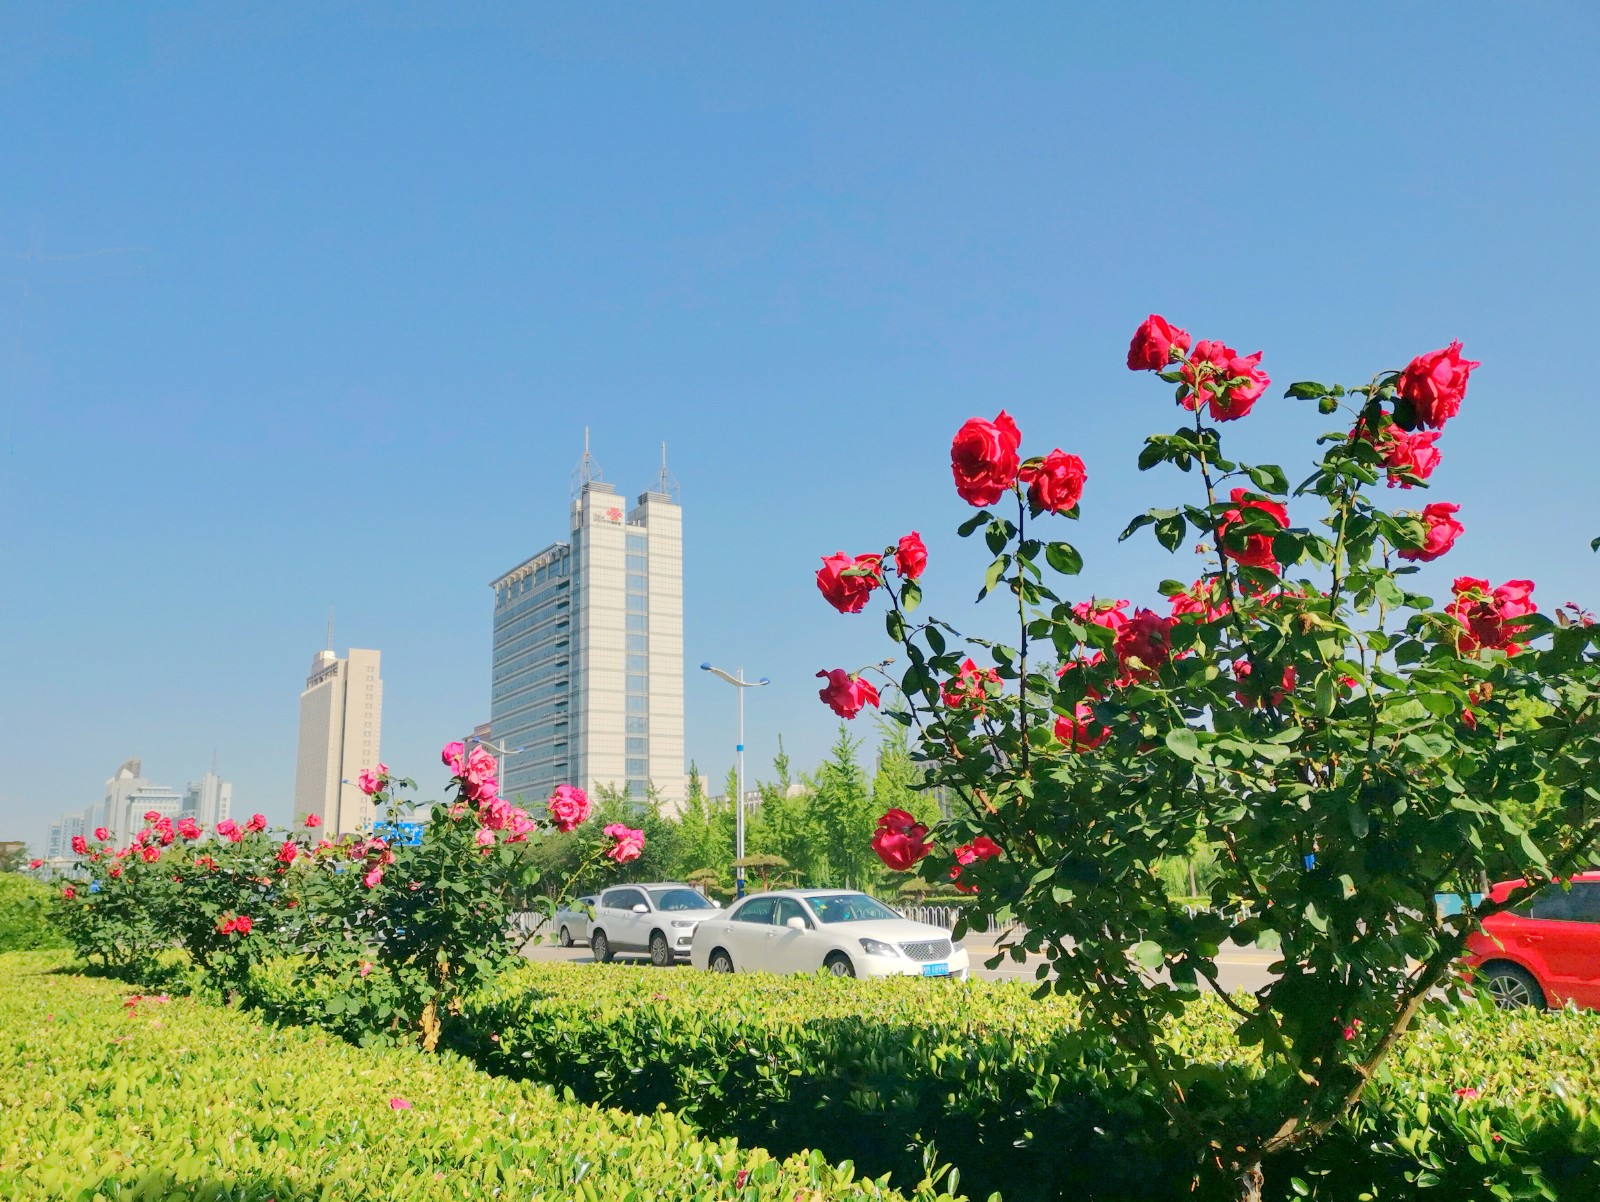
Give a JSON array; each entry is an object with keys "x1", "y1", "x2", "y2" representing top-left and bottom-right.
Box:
[
  {"x1": 183, "y1": 770, "x2": 233, "y2": 828},
  {"x1": 293, "y1": 646, "x2": 384, "y2": 834},
  {"x1": 489, "y1": 442, "x2": 685, "y2": 812},
  {"x1": 103, "y1": 757, "x2": 150, "y2": 845}
]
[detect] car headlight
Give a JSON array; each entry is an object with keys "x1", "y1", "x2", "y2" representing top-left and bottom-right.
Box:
[
  {"x1": 671, "y1": 920, "x2": 697, "y2": 929},
  {"x1": 859, "y1": 937, "x2": 900, "y2": 958}
]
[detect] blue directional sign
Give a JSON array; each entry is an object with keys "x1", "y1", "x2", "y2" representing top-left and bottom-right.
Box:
[{"x1": 371, "y1": 821, "x2": 424, "y2": 847}]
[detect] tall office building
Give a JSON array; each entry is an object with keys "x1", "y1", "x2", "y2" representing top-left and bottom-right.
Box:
[
  {"x1": 293, "y1": 646, "x2": 383, "y2": 834},
  {"x1": 183, "y1": 769, "x2": 233, "y2": 828},
  {"x1": 490, "y1": 444, "x2": 684, "y2": 812}
]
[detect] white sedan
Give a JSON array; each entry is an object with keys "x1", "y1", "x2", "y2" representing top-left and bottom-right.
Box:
[{"x1": 689, "y1": 889, "x2": 970, "y2": 980}]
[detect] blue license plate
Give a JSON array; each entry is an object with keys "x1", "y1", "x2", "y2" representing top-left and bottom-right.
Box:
[{"x1": 921, "y1": 962, "x2": 949, "y2": 977}]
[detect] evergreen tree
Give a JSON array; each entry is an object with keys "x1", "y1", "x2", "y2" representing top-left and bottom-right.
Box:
[{"x1": 810, "y1": 726, "x2": 877, "y2": 889}]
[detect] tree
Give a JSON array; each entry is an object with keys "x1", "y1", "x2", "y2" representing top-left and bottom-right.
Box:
[
  {"x1": 819, "y1": 322, "x2": 1600, "y2": 1200},
  {"x1": 810, "y1": 727, "x2": 878, "y2": 888},
  {"x1": 731, "y1": 853, "x2": 789, "y2": 891}
]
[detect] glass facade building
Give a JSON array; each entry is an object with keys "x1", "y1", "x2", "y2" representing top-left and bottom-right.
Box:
[{"x1": 491, "y1": 473, "x2": 684, "y2": 812}]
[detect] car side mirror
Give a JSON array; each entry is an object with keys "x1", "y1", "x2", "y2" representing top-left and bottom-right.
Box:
[
  {"x1": 632, "y1": 903, "x2": 649, "y2": 914},
  {"x1": 785, "y1": 916, "x2": 807, "y2": 931}
]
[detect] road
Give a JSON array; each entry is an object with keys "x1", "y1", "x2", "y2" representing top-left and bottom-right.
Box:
[{"x1": 520, "y1": 933, "x2": 1279, "y2": 994}]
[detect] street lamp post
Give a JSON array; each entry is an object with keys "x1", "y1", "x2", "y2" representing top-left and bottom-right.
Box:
[{"x1": 700, "y1": 663, "x2": 770, "y2": 899}]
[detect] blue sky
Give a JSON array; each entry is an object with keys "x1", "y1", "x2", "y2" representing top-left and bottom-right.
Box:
[{"x1": 4, "y1": 4, "x2": 1598, "y2": 851}]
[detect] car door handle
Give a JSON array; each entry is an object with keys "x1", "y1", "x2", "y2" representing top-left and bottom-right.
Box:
[{"x1": 1517, "y1": 934, "x2": 1543, "y2": 946}]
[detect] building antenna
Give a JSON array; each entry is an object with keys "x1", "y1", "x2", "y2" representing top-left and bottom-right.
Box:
[
  {"x1": 651, "y1": 440, "x2": 681, "y2": 501},
  {"x1": 571, "y1": 426, "x2": 605, "y2": 497},
  {"x1": 326, "y1": 608, "x2": 334, "y2": 652}
]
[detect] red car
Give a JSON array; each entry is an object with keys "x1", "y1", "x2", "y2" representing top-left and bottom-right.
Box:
[{"x1": 1464, "y1": 871, "x2": 1600, "y2": 1010}]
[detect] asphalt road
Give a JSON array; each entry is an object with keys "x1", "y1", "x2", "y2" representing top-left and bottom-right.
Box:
[{"x1": 520, "y1": 933, "x2": 1280, "y2": 994}]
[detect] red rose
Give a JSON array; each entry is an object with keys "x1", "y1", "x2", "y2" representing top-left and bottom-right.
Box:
[
  {"x1": 245, "y1": 813, "x2": 267, "y2": 833},
  {"x1": 1054, "y1": 697, "x2": 1110, "y2": 752},
  {"x1": 93, "y1": 827, "x2": 110, "y2": 841},
  {"x1": 894, "y1": 532, "x2": 927, "y2": 580},
  {"x1": 1447, "y1": 577, "x2": 1535, "y2": 654},
  {"x1": 1020, "y1": 449, "x2": 1087, "y2": 514},
  {"x1": 1233, "y1": 659, "x2": 1297, "y2": 709},
  {"x1": 950, "y1": 411, "x2": 1022, "y2": 507},
  {"x1": 948, "y1": 835, "x2": 1003, "y2": 893},
  {"x1": 1398, "y1": 502, "x2": 1463, "y2": 563},
  {"x1": 28, "y1": 859, "x2": 42, "y2": 869},
  {"x1": 1398, "y1": 341, "x2": 1478, "y2": 429},
  {"x1": 1180, "y1": 340, "x2": 1269, "y2": 422},
  {"x1": 62, "y1": 887, "x2": 75, "y2": 899},
  {"x1": 1126, "y1": 314, "x2": 1192, "y2": 371},
  {"x1": 815, "y1": 551, "x2": 883, "y2": 614},
  {"x1": 70, "y1": 835, "x2": 87, "y2": 856},
  {"x1": 546, "y1": 784, "x2": 591, "y2": 833},
  {"x1": 1113, "y1": 609, "x2": 1175, "y2": 680},
  {"x1": 1218, "y1": 488, "x2": 1289, "y2": 572},
  {"x1": 140, "y1": 846, "x2": 160, "y2": 863},
  {"x1": 1169, "y1": 579, "x2": 1230, "y2": 623},
  {"x1": 1376, "y1": 427, "x2": 1442, "y2": 488},
  {"x1": 1072, "y1": 597, "x2": 1129, "y2": 633},
  {"x1": 872, "y1": 809, "x2": 932, "y2": 872},
  {"x1": 941, "y1": 657, "x2": 1001, "y2": 713},
  {"x1": 816, "y1": 669, "x2": 881, "y2": 720}
]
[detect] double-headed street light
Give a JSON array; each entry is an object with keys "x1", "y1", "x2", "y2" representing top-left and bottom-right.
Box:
[{"x1": 700, "y1": 662, "x2": 770, "y2": 899}]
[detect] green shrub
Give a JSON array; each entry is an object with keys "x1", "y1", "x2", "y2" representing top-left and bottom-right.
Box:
[
  {"x1": 0, "y1": 873, "x2": 67, "y2": 951},
  {"x1": 447, "y1": 962, "x2": 1600, "y2": 1202},
  {"x1": 0, "y1": 952, "x2": 959, "y2": 1202}
]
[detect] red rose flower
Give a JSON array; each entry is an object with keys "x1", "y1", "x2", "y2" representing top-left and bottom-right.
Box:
[
  {"x1": 950, "y1": 411, "x2": 1022, "y2": 507},
  {"x1": 1072, "y1": 597, "x2": 1130, "y2": 633},
  {"x1": 1180, "y1": 340, "x2": 1270, "y2": 422},
  {"x1": 140, "y1": 846, "x2": 161, "y2": 863},
  {"x1": 941, "y1": 658, "x2": 1001, "y2": 714},
  {"x1": 1218, "y1": 488, "x2": 1289, "y2": 572},
  {"x1": 1169, "y1": 579, "x2": 1230, "y2": 623},
  {"x1": 948, "y1": 835, "x2": 1003, "y2": 893},
  {"x1": 1398, "y1": 341, "x2": 1478, "y2": 429},
  {"x1": 1376, "y1": 427, "x2": 1442, "y2": 488},
  {"x1": 1126, "y1": 314, "x2": 1192, "y2": 371},
  {"x1": 70, "y1": 835, "x2": 87, "y2": 856},
  {"x1": 61, "y1": 886, "x2": 76, "y2": 899},
  {"x1": 1113, "y1": 609, "x2": 1175, "y2": 680},
  {"x1": 245, "y1": 813, "x2": 267, "y2": 833},
  {"x1": 816, "y1": 669, "x2": 881, "y2": 720},
  {"x1": 546, "y1": 784, "x2": 591, "y2": 833},
  {"x1": 872, "y1": 809, "x2": 932, "y2": 872},
  {"x1": 28, "y1": 858, "x2": 42, "y2": 869},
  {"x1": 815, "y1": 552, "x2": 883, "y2": 614},
  {"x1": 93, "y1": 827, "x2": 110, "y2": 841},
  {"x1": 1020, "y1": 449, "x2": 1087, "y2": 514},
  {"x1": 1447, "y1": 577, "x2": 1536, "y2": 655},
  {"x1": 894, "y1": 532, "x2": 927, "y2": 580},
  {"x1": 1398, "y1": 502, "x2": 1464, "y2": 563},
  {"x1": 1054, "y1": 696, "x2": 1110, "y2": 752}
]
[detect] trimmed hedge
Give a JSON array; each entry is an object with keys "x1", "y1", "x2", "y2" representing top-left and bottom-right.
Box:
[
  {"x1": 0, "y1": 953, "x2": 959, "y2": 1202},
  {"x1": 417, "y1": 962, "x2": 1600, "y2": 1202},
  {"x1": 0, "y1": 873, "x2": 68, "y2": 952}
]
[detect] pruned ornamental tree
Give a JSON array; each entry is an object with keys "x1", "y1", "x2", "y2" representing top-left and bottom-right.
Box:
[{"x1": 813, "y1": 320, "x2": 1600, "y2": 1200}]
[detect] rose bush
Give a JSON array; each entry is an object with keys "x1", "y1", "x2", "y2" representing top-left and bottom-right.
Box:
[{"x1": 816, "y1": 320, "x2": 1600, "y2": 1200}]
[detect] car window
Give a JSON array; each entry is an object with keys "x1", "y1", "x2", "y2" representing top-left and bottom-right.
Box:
[
  {"x1": 773, "y1": 897, "x2": 810, "y2": 928},
  {"x1": 732, "y1": 897, "x2": 776, "y2": 924},
  {"x1": 1530, "y1": 882, "x2": 1600, "y2": 922},
  {"x1": 603, "y1": 888, "x2": 644, "y2": 911},
  {"x1": 804, "y1": 893, "x2": 900, "y2": 924},
  {"x1": 648, "y1": 887, "x2": 716, "y2": 912}
]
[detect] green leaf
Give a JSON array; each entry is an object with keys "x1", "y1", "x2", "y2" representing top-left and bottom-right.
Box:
[
  {"x1": 1045, "y1": 542, "x2": 1083, "y2": 575},
  {"x1": 1165, "y1": 727, "x2": 1201, "y2": 761},
  {"x1": 957, "y1": 512, "x2": 989, "y2": 537},
  {"x1": 1284, "y1": 381, "x2": 1329, "y2": 400},
  {"x1": 1131, "y1": 941, "x2": 1165, "y2": 971},
  {"x1": 1119, "y1": 513, "x2": 1155, "y2": 542},
  {"x1": 1246, "y1": 464, "x2": 1290, "y2": 495},
  {"x1": 1313, "y1": 671, "x2": 1337, "y2": 719},
  {"x1": 900, "y1": 579, "x2": 922, "y2": 614},
  {"x1": 1154, "y1": 514, "x2": 1186, "y2": 552}
]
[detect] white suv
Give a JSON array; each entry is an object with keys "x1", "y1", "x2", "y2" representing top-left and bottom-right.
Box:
[{"x1": 590, "y1": 882, "x2": 722, "y2": 967}]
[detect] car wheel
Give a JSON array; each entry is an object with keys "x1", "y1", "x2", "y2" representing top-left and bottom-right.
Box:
[
  {"x1": 708, "y1": 948, "x2": 734, "y2": 973},
  {"x1": 649, "y1": 931, "x2": 673, "y2": 968},
  {"x1": 559, "y1": 925, "x2": 573, "y2": 948},
  {"x1": 1484, "y1": 962, "x2": 1545, "y2": 1010},
  {"x1": 824, "y1": 952, "x2": 856, "y2": 978},
  {"x1": 591, "y1": 929, "x2": 613, "y2": 964}
]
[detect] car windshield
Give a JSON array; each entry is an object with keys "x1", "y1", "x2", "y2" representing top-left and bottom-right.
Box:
[
  {"x1": 649, "y1": 887, "x2": 716, "y2": 912},
  {"x1": 804, "y1": 893, "x2": 899, "y2": 924}
]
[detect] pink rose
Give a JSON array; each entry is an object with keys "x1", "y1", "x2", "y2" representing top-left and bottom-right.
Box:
[
  {"x1": 603, "y1": 823, "x2": 646, "y2": 864},
  {"x1": 441, "y1": 741, "x2": 466, "y2": 774},
  {"x1": 1019, "y1": 449, "x2": 1087, "y2": 514},
  {"x1": 357, "y1": 768, "x2": 382, "y2": 796},
  {"x1": 1180, "y1": 340, "x2": 1269, "y2": 421},
  {"x1": 1217, "y1": 488, "x2": 1290, "y2": 573},
  {"x1": 465, "y1": 746, "x2": 497, "y2": 785},
  {"x1": 941, "y1": 657, "x2": 1001, "y2": 714},
  {"x1": 93, "y1": 827, "x2": 110, "y2": 841},
  {"x1": 816, "y1": 669, "x2": 881, "y2": 720},
  {"x1": 1398, "y1": 502, "x2": 1463, "y2": 563},
  {"x1": 1072, "y1": 597, "x2": 1129, "y2": 633},
  {"x1": 871, "y1": 808, "x2": 932, "y2": 872},
  {"x1": 894, "y1": 532, "x2": 927, "y2": 580},
  {"x1": 389, "y1": 1096, "x2": 412, "y2": 1111},
  {"x1": 467, "y1": 775, "x2": 498, "y2": 803},
  {"x1": 305, "y1": 813, "x2": 323, "y2": 828},
  {"x1": 143, "y1": 810, "x2": 162, "y2": 823},
  {"x1": 363, "y1": 866, "x2": 384, "y2": 889},
  {"x1": 546, "y1": 784, "x2": 592, "y2": 833},
  {"x1": 1127, "y1": 314, "x2": 1193, "y2": 371},
  {"x1": 950, "y1": 411, "x2": 1022, "y2": 507},
  {"x1": 245, "y1": 814, "x2": 267, "y2": 833},
  {"x1": 176, "y1": 818, "x2": 201, "y2": 841},
  {"x1": 276, "y1": 840, "x2": 298, "y2": 865},
  {"x1": 475, "y1": 827, "x2": 495, "y2": 848},
  {"x1": 1398, "y1": 341, "x2": 1478, "y2": 429},
  {"x1": 815, "y1": 552, "x2": 883, "y2": 614},
  {"x1": 1448, "y1": 577, "x2": 1536, "y2": 655},
  {"x1": 1377, "y1": 427, "x2": 1442, "y2": 488},
  {"x1": 1169, "y1": 580, "x2": 1230, "y2": 623},
  {"x1": 70, "y1": 835, "x2": 87, "y2": 855},
  {"x1": 140, "y1": 846, "x2": 160, "y2": 863},
  {"x1": 61, "y1": 886, "x2": 75, "y2": 899}
]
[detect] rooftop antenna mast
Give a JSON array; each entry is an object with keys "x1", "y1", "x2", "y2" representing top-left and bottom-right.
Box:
[
  {"x1": 650, "y1": 441, "x2": 681, "y2": 501},
  {"x1": 571, "y1": 426, "x2": 605, "y2": 497},
  {"x1": 326, "y1": 608, "x2": 335, "y2": 653}
]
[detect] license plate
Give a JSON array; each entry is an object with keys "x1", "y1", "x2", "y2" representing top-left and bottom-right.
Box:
[{"x1": 921, "y1": 962, "x2": 949, "y2": 977}]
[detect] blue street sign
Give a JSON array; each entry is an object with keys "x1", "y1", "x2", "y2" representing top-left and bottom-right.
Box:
[{"x1": 371, "y1": 821, "x2": 424, "y2": 847}]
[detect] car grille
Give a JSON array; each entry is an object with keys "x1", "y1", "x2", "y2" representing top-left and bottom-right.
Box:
[{"x1": 899, "y1": 938, "x2": 952, "y2": 962}]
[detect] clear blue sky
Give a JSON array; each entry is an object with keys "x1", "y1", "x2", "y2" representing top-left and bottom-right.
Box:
[{"x1": 4, "y1": 4, "x2": 1598, "y2": 852}]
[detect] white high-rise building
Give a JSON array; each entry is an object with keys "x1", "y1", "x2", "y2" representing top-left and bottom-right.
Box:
[
  {"x1": 183, "y1": 770, "x2": 233, "y2": 828},
  {"x1": 293, "y1": 646, "x2": 383, "y2": 834},
  {"x1": 490, "y1": 444, "x2": 684, "y2": 813}
]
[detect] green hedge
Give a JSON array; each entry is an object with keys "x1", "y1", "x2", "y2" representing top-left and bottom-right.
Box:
[
  {"x1": 0, "y1": 873, "x2": 68, "y2": 952},
  {"x1": 0, "y1": 952, "x2": 958, "y2": 1202},
  {"x1": 403, "y1": 961, "x2": 1600, "y2": 1202}
]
